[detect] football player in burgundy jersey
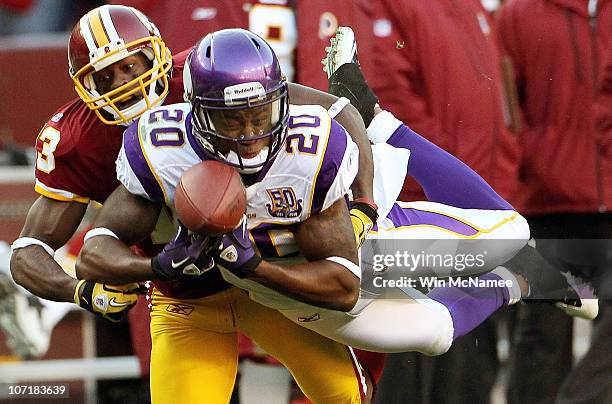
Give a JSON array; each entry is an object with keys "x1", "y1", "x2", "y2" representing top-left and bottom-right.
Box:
[{"x1": 11, "y1": 4, "x2": 185, "y2": 322}]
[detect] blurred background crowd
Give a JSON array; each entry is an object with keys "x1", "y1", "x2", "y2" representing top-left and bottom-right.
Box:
[{"x1": 0, "y1": 0, "x2": 609, "y2": 403}]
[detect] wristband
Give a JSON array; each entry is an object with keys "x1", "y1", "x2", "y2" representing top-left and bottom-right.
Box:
[
  {"x1": 233, "y1": 255, "x2": 262, "y2": 278},
  {"x1": 351, "y1": 199, "x2": 379, "y2": 223},
  {"x1": 326, "y1": 256, "x2": 361, "y2": 279},
  {"x1": 351, "y1": 198, "x2": 378, "y2": 212},
  {"x1": 222, "y1": 255, "x2": 263, "y2": 279},
  {"x1": 11, "y1": 237, "x2": 55, "y2": 256},
  {"x1": 328, "y1": 97, "x2": 351, "y2": 118},
  {"x1": 84, "y1": 227, "x2": 119, "y2": 242}
]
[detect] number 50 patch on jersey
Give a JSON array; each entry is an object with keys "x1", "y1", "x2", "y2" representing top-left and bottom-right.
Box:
[{"x1": 266, "y1": 187, "x2": 303, "y2": 218}]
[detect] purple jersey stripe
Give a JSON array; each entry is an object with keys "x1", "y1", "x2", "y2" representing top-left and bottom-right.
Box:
[
  {"x1": 311, "y1": 119, "x2": 348, "y2": 215},
  {"x1": 122, "y1": 121, "x2": 166, "y2": 205},
  {"x1": 386, "y1": 204, "x2": 479, "y2": 237},
  {"x1": 251, "y1": 228, "x2": 279, "y2": 258}
]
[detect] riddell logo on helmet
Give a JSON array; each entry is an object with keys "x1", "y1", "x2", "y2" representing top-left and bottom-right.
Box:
[
  {"x1": 224, "y1": 82, "x2": 266, "y2": 105},
  {"x1": 234, "y1": 86, "x2": 256, "y2": 94}
]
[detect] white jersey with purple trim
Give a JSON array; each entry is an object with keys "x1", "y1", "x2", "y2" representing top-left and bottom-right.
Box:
[
  {"x1": 223, "y1": 104, "x2": 360, "y2": 310},
  {"x1": 117, "y1": 102, "x2": 357, "y2": 212},
  {"x1": 116, "y1": 101, "x2": 360, "y2": 305}
]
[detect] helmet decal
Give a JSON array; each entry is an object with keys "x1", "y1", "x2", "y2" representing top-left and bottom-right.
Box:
[{"x1": 223, "y1": 82, "x2": 267, "y2": 106}]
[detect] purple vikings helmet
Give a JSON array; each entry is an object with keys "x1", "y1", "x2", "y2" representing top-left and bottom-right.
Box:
[{"x1": 184, "y1": 29, "x2": 289, "y2": 173}]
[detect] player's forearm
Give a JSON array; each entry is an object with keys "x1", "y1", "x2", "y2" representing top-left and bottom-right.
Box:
[
  {"x1": 10, "y1": 247, "x2": 78, "y2": 302},
  {"x1": 248, "y1": 259, "x2": 360, "y2": 312},
  {"x1": 77, "y1": 237, "x2": 154, "y2": 283}
]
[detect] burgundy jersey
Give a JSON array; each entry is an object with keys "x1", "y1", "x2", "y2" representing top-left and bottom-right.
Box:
[
  {"x1": 34, "y1": 49, "x2": 190, "y2": 204},
  {"x1": 109, "y1": 0, "x2": 249, "y2": 52},
  {"x1": 294, "y1": 0, "x2": 376, "y2": 90}
]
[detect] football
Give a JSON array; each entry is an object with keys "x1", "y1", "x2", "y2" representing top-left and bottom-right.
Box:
[{"x1": 174, "y1": 160, "x2": 247, "y2": 236}]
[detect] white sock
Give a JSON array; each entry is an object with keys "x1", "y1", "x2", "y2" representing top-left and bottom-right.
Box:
[{"x1": 366, "y1": 109, "x2": 402, "y2": 144}]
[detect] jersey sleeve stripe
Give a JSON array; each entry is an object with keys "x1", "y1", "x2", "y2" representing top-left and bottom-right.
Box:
[
  {"x1": 122, "y1": 122, "x2": 168, "y2": 205},
  {"x1": 308, "y1": 116, "x2": 331, "y2": 214},
  {"x1": 310, "y1": 119, "x2": 348, "y2": 215},
  {"x1": 34, "y1": 180, "x2": 90, "y2": 203}
]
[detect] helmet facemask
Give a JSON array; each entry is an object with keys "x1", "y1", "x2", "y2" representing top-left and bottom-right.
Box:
[{"x1": 71, "y1": 35, "x2": 172, "y2": 126}]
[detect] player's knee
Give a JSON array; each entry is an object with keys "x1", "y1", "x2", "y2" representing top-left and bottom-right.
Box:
[
  {"x1": 512, "y1": 212, "x2": 530, "y2": 243},
  {"x1": 420, "y1": 302, "x2": 454, "y2": 356},
  {"x1": 497, "y1": 212, "x2": 531, "y2": 264},
  {"x1": 480, "y1": 212, "x2": 530, "y2": 271}
]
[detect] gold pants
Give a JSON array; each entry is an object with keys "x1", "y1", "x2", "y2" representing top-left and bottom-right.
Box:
[{"x1": 150, "y1": 287, "x2": 364, "y2": 403}]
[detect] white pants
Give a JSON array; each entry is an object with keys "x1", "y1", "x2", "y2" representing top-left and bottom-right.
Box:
[
  {"x1": 278, "y1": 286, "x2": 455, "y2": 354},
  {"x1": 223, "y1": 200, "x2": 529, "y2": 354}
]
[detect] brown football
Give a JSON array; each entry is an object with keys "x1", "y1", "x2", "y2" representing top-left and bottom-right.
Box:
[{"x1": 174, "y1": 160, "x2": 246, "y2": 236}]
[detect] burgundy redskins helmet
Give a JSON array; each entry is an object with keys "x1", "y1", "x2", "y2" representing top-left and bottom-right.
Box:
[{"x1": 68, "y1": 5, "x2": 172, "y2": 125}]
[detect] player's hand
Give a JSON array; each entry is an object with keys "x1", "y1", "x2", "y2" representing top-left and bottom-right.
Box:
[
  {"x1": 151, "y1": 222, "x2": 219, "y2": 281},
  {"x1": 215, "y1": 216, "x2": 262, "y2": 278},
  {"x1": 350, "y1": 200, "x2": 378, "y2": 248},
  {"x1": 74, "y1": 280, "x2": 146, "y2": 323}
]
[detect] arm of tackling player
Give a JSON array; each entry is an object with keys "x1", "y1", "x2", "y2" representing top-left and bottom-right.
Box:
[
  {"x1": 76, "y1": 185, "x2": 161, "y2": 283},
  {"x1": 10, "y1": 197, "x2": 87, "y2": 302},
  {"x1": 220, "y1": 197, "x2": 360, "y2": 312},
  {"x1": 288, "y1": 82, "x2": 373, "y2": 202}
]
